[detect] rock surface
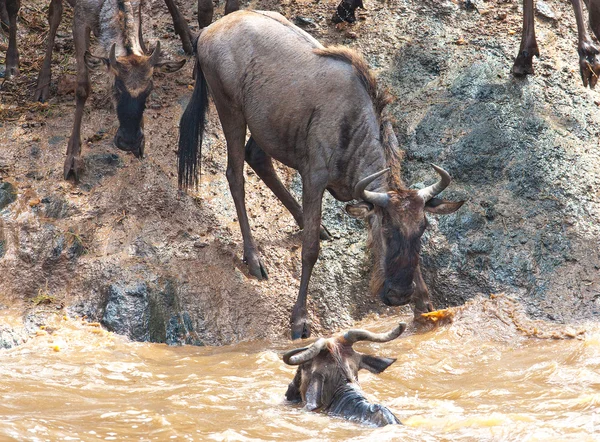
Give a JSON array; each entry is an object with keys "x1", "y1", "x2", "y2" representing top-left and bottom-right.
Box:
[{"x1": 0, "y1": 0, "x2": 599, "y2": 346}]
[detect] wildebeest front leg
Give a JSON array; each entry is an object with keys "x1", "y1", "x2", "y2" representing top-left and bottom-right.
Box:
[
  {"x1": 244, "y1": 137, "x2": 332, "y2": 240},
  {"x1": 291, "y1": 179, "x2": 326, "y2": 340},
  {"x1": 513, "y1": 0, "x2": 539, "y2": 76},
  {"x1": 411, "y1": 265, "x2": 434, "y2": 320},
  {"x1": 3, "y1": 0, "x2": 19, "y2": 80},
  {"x1": 64, "y1": 22, "x2": 90, "y2": 181},
  {"x1": 163, "y1": 0, "x2": 193, "y2": 54},
  {"x1": 572, "y1": 0, "x2": 600, "y2": 87},
  {"x1": 223, "y1": 122, "x2": 268, "y2": 280},
  {"x1": 33, "y1": 0, "x2": 63, "y2": 102}
]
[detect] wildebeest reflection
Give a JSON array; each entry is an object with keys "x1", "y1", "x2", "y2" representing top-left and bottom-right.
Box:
[{"x1": 282, "y1": 323, "x2": 406, "y2": 427}]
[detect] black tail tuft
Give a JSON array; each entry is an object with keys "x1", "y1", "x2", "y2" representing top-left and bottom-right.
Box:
[{"x1": 178, "y1": 58, "x2": 209, "y2": 189}]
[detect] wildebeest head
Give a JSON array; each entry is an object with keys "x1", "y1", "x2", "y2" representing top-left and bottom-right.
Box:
[
  {"x1": 84, "y1": 42, "x2": 185, "y2": 157},
  {"x1": 345, "y1": 165, "x2": 464, "y2": 308},
  {"x1": 283, "y1": 323, "x2": 406, "y2": 426}
]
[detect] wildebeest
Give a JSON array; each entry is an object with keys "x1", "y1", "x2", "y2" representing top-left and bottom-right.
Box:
[
  {"x1": 283, "y1": 323, "x2": 406, "y2": 426},
  {"x1": 178, "y1": 11, "x2": 464, "y2": 339},
  {"x1": 61, "y1": 0, "x2": 185, "y2": 180},
  {"x1": 514, "y1": 0, "x2": 600, "y2": 87},
  {"x1": 0, "y1": 0, "x2": 199, "y2": 102}
]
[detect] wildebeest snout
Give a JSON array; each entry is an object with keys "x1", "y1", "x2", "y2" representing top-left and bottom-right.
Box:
[
  {"x1": 379, "y1": 281, "x2": 416, "y2": 306},
  {"x1": 114, "y1": 128, "x2": 144, "y2": 157}
]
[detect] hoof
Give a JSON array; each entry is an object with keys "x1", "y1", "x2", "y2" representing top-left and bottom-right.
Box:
[
  {"x1": 512, "y1": 48, "x2": 539, "y2": 77},
  {"x1": 291, "y1": 319, "x2": 311, "y2": 340},
  {"x1": 244, "y1": 253, "x2": 268, "y2": 280},
  {"x1": 63, "y1": 156, "x2": 83, "y2": 182},
  {"x1": 319, "y1": 224, "x2": 332, "y2": 241},
  {"x1": 33, "y1": 83, "x2": 50, "y2": 103}
]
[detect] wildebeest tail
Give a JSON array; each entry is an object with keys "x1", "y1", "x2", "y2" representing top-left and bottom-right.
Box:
[{"x1": 178, "y1": 57, "x2": 208, "y2": 189}]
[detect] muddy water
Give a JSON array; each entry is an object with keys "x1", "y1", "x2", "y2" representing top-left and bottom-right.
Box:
[{"x1": 1, "y1": 298, "x2": 599, "y2": 441}]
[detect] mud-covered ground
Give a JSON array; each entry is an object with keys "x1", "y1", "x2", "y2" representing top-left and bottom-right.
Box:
[{"x1": 1, "y1": 0, "x2": 599, "y2": 347}]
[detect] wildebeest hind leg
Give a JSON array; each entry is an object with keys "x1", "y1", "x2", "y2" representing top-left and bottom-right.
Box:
[
  {"x1": 291, "y1": 178, "x2": 326, "y2": 340},
  {"x1": 244, "y1": 137, "x2": 332, "y2": 240},
  {"x1": 222, "y1": 119, "x2": 268, "y2": 280}
]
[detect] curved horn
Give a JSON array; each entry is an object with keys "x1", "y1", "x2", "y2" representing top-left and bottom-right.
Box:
[
  {"x1": 353, "y1": 168, "x2": 391, "y2": 208},
  {"x1": 342, "y1": 322, "x2": 407, "y2": 345},
  {"x1": 109, "y1": 43, "x2": 118, "y2": 68},
  {"x1": 417, "y1": 164, "x2": 451, "y2": 203},
  {"x1": 149, "y1": 40, "x2": 161, "y2": 65},
  {"x1": 282, "y1": 338, "x2": 327, "y2": 365}
]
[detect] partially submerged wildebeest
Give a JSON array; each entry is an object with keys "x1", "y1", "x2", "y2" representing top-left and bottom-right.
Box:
[
  {"x1": 514, "y1": 0, "x2": 600, "y2": 87},
  {"x1": 0, "y1": 0, "x2": 192, "y2": 102},
  {"x1": 61, "y1": 0, "x2": 185, "y2": 180},
  {"x1": 178, "y1": 11, "x2": 464, "y2": 339},
  {"x1": 283, "y1": 323, "x2": 406, "y2": 426}
]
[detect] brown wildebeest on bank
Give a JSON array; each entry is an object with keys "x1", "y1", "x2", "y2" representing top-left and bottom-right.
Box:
[
  {"x1": 61, "y1": 0, "x2": 185, "y2": 180},
  {"x1": 178, "y1": 11, "x2": 464, "y2": 339},
  {"x1": 514, "y1": 0, "x2": 600, "y2": 87},
  {"x1": 283, "y1": 323, "x2": 406, "y2": 426},
  {"x1": 0, "y1": 0, "x2": 226, "y2": 102}
]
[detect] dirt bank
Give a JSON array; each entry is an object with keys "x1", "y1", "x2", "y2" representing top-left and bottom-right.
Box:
[{"x1": 1, "y1": 0, "x2": 599, "y2": 347}]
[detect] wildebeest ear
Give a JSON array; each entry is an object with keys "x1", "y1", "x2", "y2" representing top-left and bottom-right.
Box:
[
  {"x1": 84, "y1": 51, "x2": 109, "y2": 71},
  {"x1": 424, "y1": 198, "x2": 465, "y2": 215},
  {"x1": 304, "y1": 374, "x2": 324, "y2": 411},
  {"x1": 154, "y1": 59, "x2": 186, "y2": 74},
  {"x1": 345, "y1": 202, "x2": 374, "y2": 219},
  {"x1": 359, "y1": 355, "x2": 396, "y2": 374}
]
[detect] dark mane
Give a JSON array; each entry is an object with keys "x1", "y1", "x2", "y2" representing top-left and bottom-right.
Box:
[
  {"x1": 381, "y1": 119, "x2": 404, "y2": 190},
  {"x1": 313, "y1": 46, "x2": 392, "y2": 117},
  {"x1": 314, "y1": 47, "x2": 402, "y2": 190}
]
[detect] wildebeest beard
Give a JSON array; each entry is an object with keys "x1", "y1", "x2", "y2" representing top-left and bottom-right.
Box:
[
  {"x1": 371, "y1": 222, "x2": 422, "y2": 305},
  {"x1": 327, "y1": 384, "x2": 401, "y2": 427}
]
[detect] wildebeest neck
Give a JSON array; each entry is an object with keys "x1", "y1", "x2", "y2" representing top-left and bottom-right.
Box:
[
  {"x1": 98, "y1": 0, "x2": 144, "y2": 56},
  {"x1": 327, "y1": 384, "x2": 400, "y2": 427}
]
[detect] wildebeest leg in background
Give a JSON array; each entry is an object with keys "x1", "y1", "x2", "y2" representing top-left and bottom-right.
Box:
[
  {"x1": 0, "y1": 0, "x2": 9, "y2": 34},
  {"x1": 332, "y1": 0, "x2": 363, "y2": 24},
  {"x1": 244, "y1": 137, "x2": 332, "y2": 241},
  {"x1": 3, "y1": 0, "x2": 19, "y2": 80},
  {"x1": 290, "y1": 176, "x2": 327, "y2": 340},
  {"x1": 33, "y1": 0, "x2": 63, "y2": 102},
  {"x1": 411, "y1": 265, "x2": 434, "y2": 319},
  {"x1": 64, "y1": 21, "x2": 91, "y2": 181},
  {"x1": 197, "y1": 0, "x2": 213, "y2": 28},
  {"x1": 163, "y1": 0, "x2": 193, "y2": 54},
  {"x1": 586, "y1": 0, "x2": 600, "y2": 40},
  {"x1": 219, "y1": 112, "x2": 269, "y2": 280},
  {"x1": 224, "y1": 0, "x2": 240, "y2": 15},
  {"x1": 572, "y1": 0, "x2": 600, "y2": 87},
  {"x1": 513, "y1": 0, "x2": 539, "y2": 76}
]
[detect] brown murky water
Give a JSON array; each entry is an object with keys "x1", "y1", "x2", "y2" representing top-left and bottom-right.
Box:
[{"x1": 1, "y1": 297, "x2": 599, "y2": 441}]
